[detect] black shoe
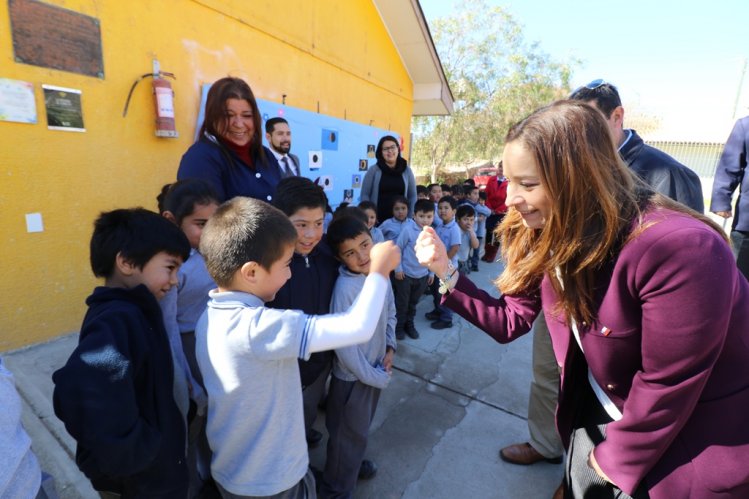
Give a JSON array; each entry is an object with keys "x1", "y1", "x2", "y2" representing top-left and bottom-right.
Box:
[
  {"x1": 396, "y1": 330, "x2": 406, "y2": 340},
  {"x1": 471, "y1": 264, "x2": 479, "y2": 272},
  {"x1": 431, "y1": 320, "x2": 453, "y2": 330},
  {"x1": 405, "y1": 326, "x2": 420, "y2": 339},
  {"x1": 358, "y1": 459, "x2": 378, "y2": 480},
  {"x1": 306, "y1": 428, "x2": 323, "y2": 447},
  {"x1": 425, "y1": 310, "x2": 440, "y2": 321}
]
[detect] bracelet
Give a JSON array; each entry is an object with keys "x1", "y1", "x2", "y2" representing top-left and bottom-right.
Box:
[{"x1": 438, "y1": 263, "x2": 458, "y2": 294}]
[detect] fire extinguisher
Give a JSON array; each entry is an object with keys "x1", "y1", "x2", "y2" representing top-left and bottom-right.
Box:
[{"x1": 123, "y1": 59, "x2": 178, "y2": 138}]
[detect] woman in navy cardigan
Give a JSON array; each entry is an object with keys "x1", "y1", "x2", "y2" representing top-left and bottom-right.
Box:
[
  {"x1": 178, "y1": 77, "x2": 281, "y2": 203},
  {"x1": 416, "y1": 101, "x2": 749, "y2": 498}
]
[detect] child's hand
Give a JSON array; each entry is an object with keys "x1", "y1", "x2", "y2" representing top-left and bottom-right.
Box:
[
  {"x1": 370, "y1": 241, "x2": 401, "y2": 276},
  {"x1": 415, "y1": 226, "x2": 450, "y2": 279},
  {"x1": 394, "y1": 271, "x2": 405, "y2": 280},
  {"x1": 383, "y1": 349, "x2": 395, "y2": 373}
]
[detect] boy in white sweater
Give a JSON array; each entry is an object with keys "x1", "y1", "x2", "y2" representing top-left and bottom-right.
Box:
[{"x1": 195, "y1": 198, "x2": 400, "y2": 498}]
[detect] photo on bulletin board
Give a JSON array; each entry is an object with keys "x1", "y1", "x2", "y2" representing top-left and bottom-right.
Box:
[
  {"x1": 367, "y1": 144, "x2": 375, "y2": 158},
  {"x1": 352, "y1": 174, "x2": 362, "y2": 189},
  {"x1": 321, "y1": 128, "x2": 338, "y2": 150},
  {"x1": 358, "y1": 159, "x2": 368, "y2": 171},
  {"x1": 315, "y1": 175, "x2": 334, "y2": 192},
  {"x1": 309, "y1": 151, "x2": 322, "y2": 170},
  {"x1": 343, "y1": 189, "x2": 354, "y2": 203}
]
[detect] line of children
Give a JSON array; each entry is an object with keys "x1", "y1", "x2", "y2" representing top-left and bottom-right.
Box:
[
  {"x1": 426, "y1": 196, "x2": 461, "y2": 329},
  {"x1": 320, "y1": 215, "x2": 397, "y2": 498},
  {"x1": 459, "y1": 185, "x2": 491, "y2": 271},
  {"x1": 455, "y1": 204, "x2": 480, "y2": 275},
  {"x1": 393, "y1": 198, "x2": 435, "y2": 339},
  {"x1": 195, "y1": 197, "x2": 400, "y2": 498}
]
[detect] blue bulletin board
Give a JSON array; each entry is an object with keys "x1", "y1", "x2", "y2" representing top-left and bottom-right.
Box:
[{"x1": 196, "y1": 84, "x2": 398, "y2": 208}]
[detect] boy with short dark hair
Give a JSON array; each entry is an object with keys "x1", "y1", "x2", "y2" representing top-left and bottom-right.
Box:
[
  {"x1": 426, "y1": 196, "x2": 461, "y2": 330},
  {"x1": 456, "y1": 204, "x2": 479, "y2": 275},
  {"x1": 196, "y1": 197, "x2": 400, "y2": 498},
  {"x1": 460, "y1": 185, "x2": 491, "y2": 271},
  {"x1": 393, "y1": 199, "x2": 435, "y2": 339},
  {"x1": 270, "y1": 176, "x2": 339, "y2": 449},
  {"x1": 53, "y1": 208, "x2": 191, "y2": 498},
  {"x1": 320, "y1": 215, "x2": 397, "y2": 498},
  {"x1": 416, "y1": 185, "x2": 429, "y2": 200}
]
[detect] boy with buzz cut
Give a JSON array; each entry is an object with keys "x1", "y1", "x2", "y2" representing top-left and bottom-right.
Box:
[
  {"x1": 393, "y1": 198, "x2": 435, "y2": 339},
  {"x1": 320, "y1": 215, "x2": 397, "y2": 498},
  {"x1": 196, "y1": 197, "x2": 400, "y2": 499},
  {"x1": 269, "y1": 176, "x2": 339, "y2": 449},
  {"x1": 426, "y1": 196, "x2": 461, "y2": 330},
  {"x1": 53, "y1": 208, "x2": 191, "y2": 498},
  {"x1": 456, "y1": 204, "x2": 479, "y2": 275}
]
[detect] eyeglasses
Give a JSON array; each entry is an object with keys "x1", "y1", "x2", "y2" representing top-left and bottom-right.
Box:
[{"x1": 382, "y1": 146, "x2": 399, "y2": 152}]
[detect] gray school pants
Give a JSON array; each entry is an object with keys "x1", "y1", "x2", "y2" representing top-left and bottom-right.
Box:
[
  {"x1": 320, "y1": 377, "x2": 381, "y2": 499},
  {"x1": 527, "y1": 315, "x2": 564, "y2": 458},
  {"x1": 217, "y1": 469, "x2": 316, "y2": 499}
]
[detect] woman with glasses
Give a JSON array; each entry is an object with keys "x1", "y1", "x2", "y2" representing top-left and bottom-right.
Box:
[
  {"x1": 416, "y1": 100, "x2": 749, "y2": 498},
  {"x1": 360, "y1": 135, "x2": 417, "y2": 223}
]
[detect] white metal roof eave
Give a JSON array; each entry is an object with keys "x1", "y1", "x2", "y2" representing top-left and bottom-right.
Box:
[{"x1": 372, "y1": 0, "x2": 454, "y2": 116}]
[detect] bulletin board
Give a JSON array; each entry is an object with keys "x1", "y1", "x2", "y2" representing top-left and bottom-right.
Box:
[{"x1": 195, "y1": 84, "x2": 399, "y2": 208}]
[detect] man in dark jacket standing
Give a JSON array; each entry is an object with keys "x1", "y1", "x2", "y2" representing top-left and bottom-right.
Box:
[
  {"x1": 711, "y1": 115, "x2": 749, "y2": 279},
  {"x1": 570, "y1": 80, "x2": 704, "y2": 212}
]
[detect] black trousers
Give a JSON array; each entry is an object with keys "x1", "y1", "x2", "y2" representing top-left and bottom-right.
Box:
[{"x1": 392, "y1": 274, "x2": 428, "y2": 332}]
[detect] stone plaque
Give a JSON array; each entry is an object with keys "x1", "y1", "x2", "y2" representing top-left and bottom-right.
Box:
[{"x1": 9, "y1": 0, "x2": 104, "y2": 78}]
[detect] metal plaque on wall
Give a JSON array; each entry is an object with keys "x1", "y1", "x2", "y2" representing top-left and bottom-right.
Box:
[{"x1": 9, "y1": 0, "x2": 104, "y2": 78}]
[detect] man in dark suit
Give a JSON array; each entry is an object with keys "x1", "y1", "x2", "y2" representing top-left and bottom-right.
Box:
[
  {"x1": 266, "y1": 117, "x2": 301, "y2": 178},
  {"x1": 711, "y1": 115, "x2": 749, "y2": 279},
  {"x1": 570, "y1": 80, "x2": 704, "y2": 212}
]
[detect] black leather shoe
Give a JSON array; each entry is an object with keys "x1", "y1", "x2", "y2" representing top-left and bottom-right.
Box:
[
  {"x1": 396, "y1": 329, "x2": 406, "y2": 340},
  {"x1": 306, "y1": 428, "x2": 323, "y2": 447},
  {"x1": 430, "y1": 320, "x2": 453, "y2": 329},
  {"x1": 358, "y1": 459, "x2": 378, "y2": 480}
]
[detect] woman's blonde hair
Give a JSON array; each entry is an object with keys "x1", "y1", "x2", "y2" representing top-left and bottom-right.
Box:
[{"x1": 496, "y1": 100, "x2": 723, "y2": 325}]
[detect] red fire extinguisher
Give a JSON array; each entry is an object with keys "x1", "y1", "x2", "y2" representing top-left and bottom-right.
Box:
[{"x1": 123, "y1": 59, "x2": 178, "y2": 138}]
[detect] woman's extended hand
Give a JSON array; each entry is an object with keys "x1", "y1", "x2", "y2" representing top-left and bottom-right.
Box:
[{"x1": 415, "y1": 226, "x2": 450, "y2": 279}]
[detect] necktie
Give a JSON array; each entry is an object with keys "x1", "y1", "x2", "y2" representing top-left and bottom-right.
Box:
[{"x1": 281, "y1": 156, "x2": 292, "y2": 177}]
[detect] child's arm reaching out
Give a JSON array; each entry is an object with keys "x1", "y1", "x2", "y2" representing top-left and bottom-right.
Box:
[{"x1": 307, "y1": 242, "x2": 400, "y2": 353}]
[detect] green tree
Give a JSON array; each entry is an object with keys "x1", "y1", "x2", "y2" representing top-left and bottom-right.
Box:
[{"x1": 413, "y1": 0, "x2": 576, "y2": 181}]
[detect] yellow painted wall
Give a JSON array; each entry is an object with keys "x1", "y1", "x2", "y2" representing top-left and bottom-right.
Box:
[{"x1": 0, "y1": 0, "x2": 414, "y2": 350}]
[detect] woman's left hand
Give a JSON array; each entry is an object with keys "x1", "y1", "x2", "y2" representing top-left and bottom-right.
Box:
[{"x1": 415, "y1": 226, "x2": 450, "y2": 279}]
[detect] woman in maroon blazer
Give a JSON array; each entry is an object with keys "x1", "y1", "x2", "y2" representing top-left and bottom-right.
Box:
[{"x1": 416, "y1": 101, "x2": 749, "y2": 499}]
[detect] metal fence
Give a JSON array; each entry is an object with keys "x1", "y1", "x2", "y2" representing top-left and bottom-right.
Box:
[{"x1": 645, "y1": 140, "x2": 725, "y2": 178}]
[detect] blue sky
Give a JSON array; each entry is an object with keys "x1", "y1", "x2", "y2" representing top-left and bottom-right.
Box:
[{"x1": 420, "y1": 0, "x2": 749, "y2": 141}]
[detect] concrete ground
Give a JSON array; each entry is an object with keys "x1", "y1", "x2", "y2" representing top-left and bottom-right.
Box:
[{"x1": 4, "y1": 259, "x2": 562, "y2": 499}]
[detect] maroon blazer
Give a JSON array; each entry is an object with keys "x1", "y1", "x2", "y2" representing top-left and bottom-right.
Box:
[{"x1": 444, "y1": 208, "x2": 749, "y2": 498}]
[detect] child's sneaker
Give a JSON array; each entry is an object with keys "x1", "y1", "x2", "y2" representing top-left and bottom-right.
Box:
[
  {"x1": 396, "y1": 329, "x2": 406, "y2": 340},
  {"x1": 431, "y1": 320, "x2": 453, "y2": 330},
  {"x1": 405, "y1": 325, "x2": 420, "y2": 339}
]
